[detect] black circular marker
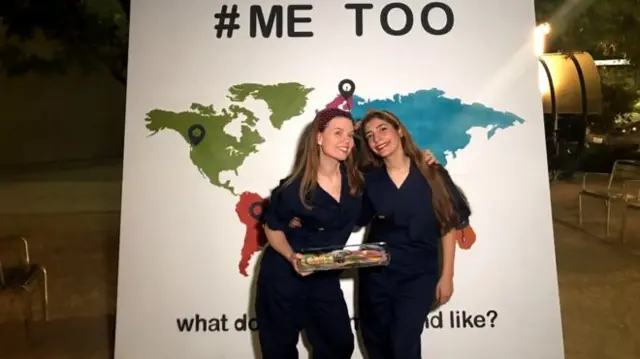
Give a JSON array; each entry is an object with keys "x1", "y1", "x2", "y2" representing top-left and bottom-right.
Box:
[
  {"x1": 188, "y1": 124, "x2": 206, "y2": 146},
  {"x1": 338, "y1": 79, "x2": 356, "y2": 100},
  {"x1": 248, "y1": 201, "x2": 263, "y2": 221}
]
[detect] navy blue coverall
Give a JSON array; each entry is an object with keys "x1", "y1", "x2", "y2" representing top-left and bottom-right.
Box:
[
  {"x1": 255, "y1": 166, "x2": 362, "y2": 359},
  {"x1": 357, "y1": 162, "x2": 470, "y2": 359}
]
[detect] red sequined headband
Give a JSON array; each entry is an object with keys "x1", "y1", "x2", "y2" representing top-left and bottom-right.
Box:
[{"x1": 314, "y1": 108, "x2": 353, "y2": 131}]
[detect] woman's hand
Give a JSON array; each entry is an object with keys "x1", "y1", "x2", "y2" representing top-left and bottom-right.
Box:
[
  {"x1": 288, "y1": 252, "x2": 312, "y2": 276},
  {"x1": 435, "y1": 275, "x2": 454, "y2": 305},
  {"x1": 422, "y1": 150, "x2": 438, "y2": 165}
]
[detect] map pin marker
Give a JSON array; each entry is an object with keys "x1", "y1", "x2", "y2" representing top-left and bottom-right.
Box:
[
  {"x1": 188, "y1": 124, "x2": 206, "y2": 146},
  {"x1": 338, "y1": 79, "x2": 355, "y2": 100},
  {"x1": 249, "y1": 201, "x2": 263, "y2": 221}
]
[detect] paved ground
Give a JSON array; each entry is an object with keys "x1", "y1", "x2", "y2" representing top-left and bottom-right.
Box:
[
  {"x1": 0, "y1": 178, "x2": 639, "y2": 358},
  {"x1": 550, "y1": 182, "x2": 640, "y2": 359},
  {"x1": 0, "y1": 213, "x2": 118, "y2": 359}
]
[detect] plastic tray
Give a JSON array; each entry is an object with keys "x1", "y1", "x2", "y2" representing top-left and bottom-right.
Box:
[{"x1": 297, "y1": 242, "x2": 390, "y2": 272}]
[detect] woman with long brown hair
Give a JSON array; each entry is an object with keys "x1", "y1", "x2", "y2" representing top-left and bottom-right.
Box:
[
  {"x1": 255, "y1": 107, "x2": 364, "y2": 359},
  {"x1": 356, "y1": 109, "x2": 471, "y2": 359}
]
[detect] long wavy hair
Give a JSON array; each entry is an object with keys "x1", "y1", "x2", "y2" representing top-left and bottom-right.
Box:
[
  {"x1": 359, "y1": 109, "x2": 463, "y2": 234},
  {"x1": 283, "y1": 108, "x2": 364, "y2": 210}
]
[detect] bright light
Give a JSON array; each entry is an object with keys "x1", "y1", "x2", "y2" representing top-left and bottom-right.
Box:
[
  {"x1": 535, "y1": 23, "x2": 551, "y2": 95},
  {"x1": 538, "y1": 23, "x2": 551, "y2": 35},
  {"x1": 534, "y1": 23, "x2": 551, "y2": 56},
  {"x1": 535, "y1": 23, "x2": 551, "y2": 56}
]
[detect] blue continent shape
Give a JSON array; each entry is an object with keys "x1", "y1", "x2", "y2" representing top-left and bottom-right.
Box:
[{"x1": 351, "y1": 89, "x2": 524, "y2": 166}]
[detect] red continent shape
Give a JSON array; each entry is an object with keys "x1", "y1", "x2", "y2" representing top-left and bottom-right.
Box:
[
  {"x1": 235, "y1": 94, "x2": 352, "y2": 277},
  {"x1": 324, "y1": 95, "x2": 353, "y2": 111},
  {"x1": 455, "y1": 225, "x2": 477, "y2": 250},
  {"x1": 236, "y1": 192, "x2": 267, "y2": 277}
]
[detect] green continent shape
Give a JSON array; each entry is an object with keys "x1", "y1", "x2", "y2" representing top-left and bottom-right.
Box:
[
  {"x1": 227, "y1": 82, "x2": 314, "y2": 129},
  {"x1": 145, "y1": 82, "x2": 313, "y2": 193},
  {"x1": 145, "y1": 103, "x2": 263, "y2": 194}
]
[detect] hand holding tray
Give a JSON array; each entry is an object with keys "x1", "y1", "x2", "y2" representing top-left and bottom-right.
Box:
[{"x1": 297, "y1": 242, "x2": 390, "y2": 272}]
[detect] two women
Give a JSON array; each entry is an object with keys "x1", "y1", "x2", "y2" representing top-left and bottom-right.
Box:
[{"x1": 256, "y1": 107, "x2": 470, "y2": 359}]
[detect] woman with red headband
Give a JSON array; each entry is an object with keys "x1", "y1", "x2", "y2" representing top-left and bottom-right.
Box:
[{"x1": 255, "y1": 108, "x2": 363, "y2": 359}]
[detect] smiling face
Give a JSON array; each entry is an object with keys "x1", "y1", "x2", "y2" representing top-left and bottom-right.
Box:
[
  {"x1": 364, "y1": 117, "x2": 403, "y2": 158},
  {"x1": 317, "y1": 116, "x2": 355, "y2": 161}
]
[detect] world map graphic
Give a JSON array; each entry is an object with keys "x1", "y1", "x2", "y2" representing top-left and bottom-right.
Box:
[{"x1": 144, "y1": 82, "x2": 524, "y2": 277}]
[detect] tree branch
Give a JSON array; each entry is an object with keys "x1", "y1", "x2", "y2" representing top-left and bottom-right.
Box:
[{"x1": 0, "y1": 0, "x2": 130, "y2": 85}]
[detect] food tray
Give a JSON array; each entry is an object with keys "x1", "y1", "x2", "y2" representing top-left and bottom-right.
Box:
[{"x1": 297, "y1": 242, "x2": 390, "y2": 272}]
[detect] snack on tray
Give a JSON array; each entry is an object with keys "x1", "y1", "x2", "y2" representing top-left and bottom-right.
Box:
[{"x1": 297, "y1": 243, "x2": 390, "y2": 272}]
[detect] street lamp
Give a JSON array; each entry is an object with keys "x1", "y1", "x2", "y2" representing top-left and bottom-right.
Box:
[
  {"x1": 535, "y1": 23, "x2": 551, "y2": 56},
  {"x1": 536, "y1": 23, "x2": 551, "y2": 94}
]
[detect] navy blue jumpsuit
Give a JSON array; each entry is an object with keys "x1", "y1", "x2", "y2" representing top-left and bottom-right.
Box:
[
  {"x1": 256, "y1": 165, "x2": 362, "y2": 359},
  {"x1": 357, "y1": 162, "x2": 470, "y2": 359}
]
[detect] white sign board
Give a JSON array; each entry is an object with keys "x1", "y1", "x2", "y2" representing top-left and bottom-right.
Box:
[{"x1": 115, "y1": 1, "x2": 564, "y2": 358}]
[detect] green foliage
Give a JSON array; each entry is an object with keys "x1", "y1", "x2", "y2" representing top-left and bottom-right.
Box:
[
  {"x1": 535, "y1": 0, "x2": 640, "y2": 67},
  {"x1": 535, "y1": 0, "x2": 640, "y2": 129},
  {"x1": 601, "y1": 82, "x2": 639, "y2": 126},
  {"x1": 0, "y1": 0, "x2": 129, "y2": 84}
]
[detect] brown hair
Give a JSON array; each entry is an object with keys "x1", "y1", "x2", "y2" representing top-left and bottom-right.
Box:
[
  {"x1": 359, "y1": 109, "x2": 460, "y2": 234},
  {"x1": 283, "y1": 108, "x2": 364, "y2": 210}
]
